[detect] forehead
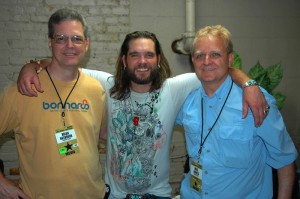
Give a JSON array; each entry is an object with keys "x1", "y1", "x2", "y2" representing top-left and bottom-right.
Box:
[
  {"x1": 53, "y1": 20, "x2": 84, "y2": 35},
  {"x1": 194, "y1": 35, "x2": 226, "y2": 52},
  {"x1": 128, "y1": 38, "x2": 156, "y2": 53}
]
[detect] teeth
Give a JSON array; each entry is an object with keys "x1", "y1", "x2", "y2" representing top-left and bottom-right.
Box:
[
  {"x1": 203, "y1": 67, "x2": 214, "y2": 71},
  {"x1": 136, "y1": 68, "x2": 148, "y2": 72}
]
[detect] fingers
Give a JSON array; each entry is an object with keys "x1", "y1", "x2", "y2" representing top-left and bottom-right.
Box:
[
  {"x1": 32, "y1": 77, "x2": 44, "y2": 93},
  {"x1": 252, "y1": 105, "x2": 263, "y2": 127},
  {"x1": 242, "y1": 100, "x2": 249, "y2": 119},
  {"x1": 263, "y1": 105, "x2": 270, "y2": 115},
  {"x1": 253, "y1": 93, "x2": 269, "y2": 127},
  {"x1": 242, "y1": 86, "x2": 269, "y2": 127},
  {"x1": 18, "y1": 81, "x2": 38, "y2": 97},
  {"x1": 17, "y1": 62, "x2": 44, "y2": 97},
  {"x1": 17, "y1": 190, "x2": 31, "y2": 199},
  {"x1": 0, "y1": 178, "x2": 30, "y2": 199},
  {"x1": 17, "y1": 75, "x2": 43, "y2": 97}
]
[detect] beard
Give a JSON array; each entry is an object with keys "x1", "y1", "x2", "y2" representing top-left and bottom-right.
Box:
[{"x1": 126, "y1": 65, "x2": 159, "y2": 85}]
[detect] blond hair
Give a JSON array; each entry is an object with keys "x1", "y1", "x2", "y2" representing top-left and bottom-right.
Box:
[{"x1": 191, "y1": 25, "x2": 233, "y2": 54}]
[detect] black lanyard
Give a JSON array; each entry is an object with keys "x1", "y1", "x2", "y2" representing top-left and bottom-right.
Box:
[
  {"x1": 46, "y1": 67, "x2": 80, "y2": 126},
  {"x1": 198, "y1": 80, "x2": 233, "y2": 157}
]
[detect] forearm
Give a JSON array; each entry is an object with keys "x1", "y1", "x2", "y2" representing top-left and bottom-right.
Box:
[
  {"x1": 277, "y1": 162, "x2": 296, "y2": 199},
  {"x1": 228, "y1": 67, "x2": 251, "y2": 86}
]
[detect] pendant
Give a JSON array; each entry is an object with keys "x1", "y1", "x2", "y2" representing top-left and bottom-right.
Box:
[{"x1": 133, "y1": 116, "x2": 139, "y2": 126}]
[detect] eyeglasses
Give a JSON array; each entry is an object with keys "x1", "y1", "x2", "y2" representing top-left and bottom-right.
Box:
[
  {"x1": 52, "y1": 35, "x2": 86, "y2": 44},
  {"x1": 193, "y1": 51, "x2": 224, "y2": 60}
]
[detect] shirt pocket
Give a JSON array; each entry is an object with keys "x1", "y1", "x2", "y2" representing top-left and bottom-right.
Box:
[
  {"x1": 182, "y1": 120, "x2": 201, "y2": 158},
  {"x1": 219, "y1": 125, "x2": 254, "y2": 169}
]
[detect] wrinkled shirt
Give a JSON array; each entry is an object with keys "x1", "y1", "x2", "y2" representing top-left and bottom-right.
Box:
[{"x1": 176, "y1": 75, "x2": 297, "y2": 199}]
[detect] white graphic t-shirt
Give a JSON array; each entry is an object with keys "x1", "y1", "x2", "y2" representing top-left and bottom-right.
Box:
[{"x1": 83, "y1": 69, "x2": 200, "y2": 198}]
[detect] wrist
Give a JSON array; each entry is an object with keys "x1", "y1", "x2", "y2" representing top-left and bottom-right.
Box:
[
  {"x1": 242, "y1": 79, "x2": 258, "y2": 89},
  {"x1": 27, "y1": 59, "x2": 42, "y2": 74}
]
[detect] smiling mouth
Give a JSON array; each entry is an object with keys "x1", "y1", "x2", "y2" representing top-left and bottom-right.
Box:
[
  {"x1": 64, "y1": 53, "x2": 77, "y2": 56},
  {"x1": 136, "y1": 68, "x2": 149, "y2": 72},
  {"x1": 203, "y1": 66, "x2": 215, "y2": 71}
]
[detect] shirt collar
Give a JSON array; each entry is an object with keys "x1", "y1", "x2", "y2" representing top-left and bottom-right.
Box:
[{"x1": 200, "y1": 75, "x2": 232, "y2": 100}]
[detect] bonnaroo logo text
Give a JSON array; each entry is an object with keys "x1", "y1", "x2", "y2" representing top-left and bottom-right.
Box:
[{"x1": 43, "y1": 99, "x2": 90, "y2": 111}]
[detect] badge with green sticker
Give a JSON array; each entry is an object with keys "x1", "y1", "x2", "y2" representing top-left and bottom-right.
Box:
[{"x1": 55, "y1": 126, "x2": 79, "y2": 158}]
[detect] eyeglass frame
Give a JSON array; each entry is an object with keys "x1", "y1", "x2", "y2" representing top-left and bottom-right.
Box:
[{"x1": 51, "y1": 34, "x2": 87, "y2": 45}]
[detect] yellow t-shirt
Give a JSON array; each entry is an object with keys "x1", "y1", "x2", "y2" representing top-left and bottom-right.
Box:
[{"x1": 0, "y1": 70, "x2": 106, "y2": 199}]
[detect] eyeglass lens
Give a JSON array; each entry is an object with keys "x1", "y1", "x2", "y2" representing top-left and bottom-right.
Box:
[{"x1": 53, "y1": 35, "x2": 85, "y2": 44}]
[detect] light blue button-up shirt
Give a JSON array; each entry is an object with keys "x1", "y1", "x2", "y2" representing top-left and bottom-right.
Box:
[{"x1": 176, "y1": 75, "x2": 297, "y2": 199}]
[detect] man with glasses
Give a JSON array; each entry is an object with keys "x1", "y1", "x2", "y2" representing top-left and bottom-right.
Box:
[
  {"x1": 176, "y1": 25, "x2": 297, "y2": 199},
  {"x1": 0, "y1": 8, "x2": 107, "y2": 198}
]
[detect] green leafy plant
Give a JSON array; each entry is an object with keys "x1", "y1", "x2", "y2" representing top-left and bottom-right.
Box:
[{"x1": 232, "y1": 51, "x2": 286, "y2": 110}]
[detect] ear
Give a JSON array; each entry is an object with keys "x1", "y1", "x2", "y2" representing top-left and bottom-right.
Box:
[
  {"x1": 48, "y1": 38, "x2": 52, "y2": 49},
  {"x1": 122, "y1": 55, "x2": 127, "y2": 68},
  {"x1": 85, "y1": 38, "x2": 90, "y2": 52},
  {"x1": 228, "y1": 52, "x2": 234, "y2": 67},
  {"x1": 157, "y1": 54, "x2": 161, "y2": 65}
]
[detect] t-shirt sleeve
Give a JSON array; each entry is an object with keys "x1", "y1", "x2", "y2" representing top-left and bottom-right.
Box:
[
  {"x1": 0, "y1": 84, "x2": 18, "y2": 134},
  {"x1": 167, "y1": 73, "x2": 201, "y2": 108},
  {"x1": 82, "y1": 68, "x2": 112, "y2": 86}
]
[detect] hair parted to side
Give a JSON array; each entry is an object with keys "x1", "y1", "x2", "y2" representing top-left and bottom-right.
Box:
[
  {"x1": 191, "y1": 25, "x2": 233, "y2": 55},
  {"x1": 48, "y1": 8, "x2": 89, "y2": 39},
  {"x1": 110, "y1": 31, "x2": 171, "y2": 100}
]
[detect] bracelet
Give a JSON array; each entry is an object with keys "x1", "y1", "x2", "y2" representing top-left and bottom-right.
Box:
[
  {"x1": 27, "y1": 59, "x2": 42, "y2": 74},
  {"x1": 242, "y1": 79, "x2": 258, "y2": 89}
]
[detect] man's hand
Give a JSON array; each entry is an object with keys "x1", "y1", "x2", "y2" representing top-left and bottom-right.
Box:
[
  {"x1": 0, "y1": 177, "x2": 31, "y2": 199},
  {"x1": 17, "y1": 62, "x2": 44, "y2": 97},
  {"x1": 242, "y1": 85, "x2": 269, "y2": 127}
]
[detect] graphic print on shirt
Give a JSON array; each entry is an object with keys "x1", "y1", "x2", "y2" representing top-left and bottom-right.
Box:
[{"x1": 109, "y1": 90, "x2": 166, "y2": 192}]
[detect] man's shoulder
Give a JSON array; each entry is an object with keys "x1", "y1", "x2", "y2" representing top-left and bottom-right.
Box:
[{"x1": 80, "y1": 73, "x2": 105, "y2": 91}]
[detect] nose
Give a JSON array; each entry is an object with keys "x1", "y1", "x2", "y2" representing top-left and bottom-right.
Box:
[
  {"x1": 139, "y1": 55, "x2": 147, "y2": 63},
  {"x1": 66, "y1": 38, "x2": 74, "y2": 48},
  {"x1": 203, "y1": 54, "x2": 211, "y2": 65}
]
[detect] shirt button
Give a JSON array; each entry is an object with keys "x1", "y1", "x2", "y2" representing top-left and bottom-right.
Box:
[
  {"x1": 209, "y1": 105, "x2": 212, "y2": 108},
  {"x1": 207, "y1": 149, "x2": 210, "y2": 153},
  {"x1": 205, "y1": 192, "x2": 208, "y2": 195},
  {"x1": 205, "y1": 170, "x2": 208, "y2": 174}
]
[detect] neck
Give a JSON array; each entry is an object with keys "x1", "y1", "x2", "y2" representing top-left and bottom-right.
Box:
[
  {"x1": 202, "y1": 81, "x2": 223, "y2": 97},
  {"x1": 130, "y1": 81, "x2": 152, "y2": 93},
  {"x1": 202, "y1": 76, "x2": 228, "y2": 97}
]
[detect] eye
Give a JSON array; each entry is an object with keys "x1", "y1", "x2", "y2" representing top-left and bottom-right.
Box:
[
  {"x1": 210, "y1": 52, "x2": 221, "y2": 58},
  {"x1": 54, "y1": 35, "x2": 67, "y2": 43},
  {"x1": 129, "y1": 52, "x2": 139, "y2": 58},
  {"x1": 194, "y1": 53, "x2": 205, "y2": 60},
  {"x1": 145, "y1": 52, "x2": 155, "y2": 58},
  {"x1": 72, "y1": 35, "x2": 84, "y2": 44}
]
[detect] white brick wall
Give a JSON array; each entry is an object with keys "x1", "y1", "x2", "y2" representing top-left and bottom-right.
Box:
[{"x1": 0, "y1": 0, "x2": 130, "y2": 177}]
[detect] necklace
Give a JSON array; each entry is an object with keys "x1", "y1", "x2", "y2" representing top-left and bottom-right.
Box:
[
  {"x1": 129, "y1": 92, "x2": 150, "y2": 127},
  {"x1": 46, "y1": 67, "x2": 80, "y2": 126},
  {"x1": 198, "y1": 80, "x2": 233, "y2": 156}
]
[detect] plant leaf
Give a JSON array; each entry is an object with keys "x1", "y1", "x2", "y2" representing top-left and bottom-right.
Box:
[
  {"x1": 266, "y1": 63, "x2": 283, "y2": 91},
  {"x1": 248, "y1": 61, "x2": 265, "y2": 79},
  {"x1": 232, "y1": 51, "x2": 242, "y2": 69},
  {"x1": 271, "y1": 91, "x2": 286, "y2": 110}
]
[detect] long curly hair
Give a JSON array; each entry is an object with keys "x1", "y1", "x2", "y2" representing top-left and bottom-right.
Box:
[{"x1": 110, "y1": 31, "x2": 171, "y2": 100}]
